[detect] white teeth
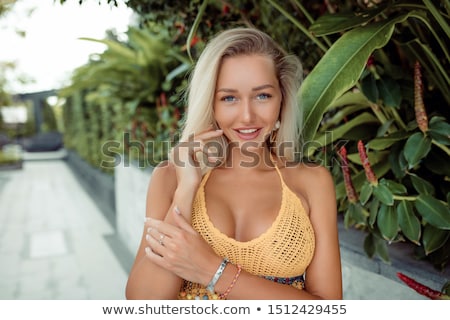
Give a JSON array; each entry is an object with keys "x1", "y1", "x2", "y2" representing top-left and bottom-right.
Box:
[{"x1": 238, "y1": 129, "x2": 257, "y2": 134}]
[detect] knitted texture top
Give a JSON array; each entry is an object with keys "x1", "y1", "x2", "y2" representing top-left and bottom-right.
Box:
[{"x1": 178, "y1": 163, "x2": 315, "y2": 300}]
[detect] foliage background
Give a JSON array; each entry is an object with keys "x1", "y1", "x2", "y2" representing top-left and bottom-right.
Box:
[{"x1": 55, "y1": 0, "x2": 450, "y2": 270}]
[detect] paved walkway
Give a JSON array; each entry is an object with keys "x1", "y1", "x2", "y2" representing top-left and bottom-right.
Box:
[{"x1": 0, "y1": 158, "x2": 128, "y2": 299}]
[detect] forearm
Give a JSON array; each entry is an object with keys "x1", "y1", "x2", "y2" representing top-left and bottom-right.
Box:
[
  {"x1": 126, "y1": 182, "x2": 199, "y2": 299},
  {"x1": 126, "y1": 255, "x2": 182, "y2": 299},
  {"x1": 166, "y1": 182, "x2": 198, "y2": 224},
  {"x1": 213, "y1": 264, "x2": 322, "y2": 300}
]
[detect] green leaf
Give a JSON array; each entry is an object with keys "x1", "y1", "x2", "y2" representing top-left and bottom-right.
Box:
[
  {"x1": 361, "y1": 73, "x2": 378, "y2": 103},
  {"x1": 409, "y1": 173, "x2": 435, "y2": 195},
  {"x1": 359, "y1": 182, "x2": 373, "y2": 205},
  {"x1": 308, "y1": 112, "x2": 378, "y2": 157},
  {"x1": 428, "y1": 119, "x2": 450, "y2": 146},
  {"x1": 186, "y1": 0, "x2": 208, "y2": 61},
  {"x1": 369, "y1": 198, "x2": 379, "y2": 227},
  {"x1": 373, "y1": 183, "x2": 394, "y2": 205},
  {"x1": 415, "y1": 194, "x2": 450, "y2": 230},
  {"x1": 382, "y1": 178, "x2": 407, "y2": 195},
  {"x1": 376, "y1": 119, "x2": 394, "y2": 137},
  {"x1": 397, "y1": 200, "x2": 421, "y2": 245},
  {"x1": 377, "y1": 204, "x2": 398, "y2": 241},
  {"x1": 347, "y1": 150, "x2": 388, "y2": 166},
  {"x1": 344, "y1": 207, "x2": 353, "y2": 228},
  {"x1": 348, "y1": 203, "x2": 369, "y2": 225},
  {"x1": 377, "y1": 76, "x2": 402, "y2": 108},
  {"x1": 79, "y1": 37, "x2": 136, "y2": 60},
  {"x1": 364, "y1": 233, "x2": 376, "y2": 258},
  {"x1": 422, "y1": 225, "x2": 450, "y2": 255},
  {"x1": 403, "y1": 132, "x2": 432, "y2": 169},
  {"x1": 367, "y1": 129, "x2": 410, "y2": 151},
  {"x1": 328, "y1": 90, "x2": 370, "y2": 109},
  {"x1": 388, "y1": 142, "x2": 406, "y2": 179},
  {"x1": 300, "y1": 13, "x2": 415, "y2": 144},
  {"x1": 375, "y1": 236, "x2": 390, "y2": 263},
  {"x1": 309, "y1": 5, "x2": 387, "y2": 36}
]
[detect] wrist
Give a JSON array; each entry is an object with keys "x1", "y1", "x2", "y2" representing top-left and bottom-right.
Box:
[
  {"x1": 212, "y1": 262, "x2": 242, "y2": 299},
  {"x1": 205, "y1": 257, "x2": 228, "y2": 292}
]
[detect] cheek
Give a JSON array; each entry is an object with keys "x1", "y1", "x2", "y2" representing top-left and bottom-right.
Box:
[{"x1": 213, "y1": 107, "x2": 232, "y2": 126}]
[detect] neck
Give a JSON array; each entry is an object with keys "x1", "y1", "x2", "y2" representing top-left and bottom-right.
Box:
[{"x1": 222, "y1": 142, "x2": 275, "y2": 171}]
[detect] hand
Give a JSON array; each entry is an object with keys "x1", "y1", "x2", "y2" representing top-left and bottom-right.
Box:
[
  {"x1": 144, "y1": 207, "x2": 221, "y2": 286},
  {"x1": 170, "y1": 126, "x2": 224, "y2": 187}
]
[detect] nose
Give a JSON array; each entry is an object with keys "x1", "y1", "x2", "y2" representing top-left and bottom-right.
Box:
[{"x1": 241, "y1": 99, "x2": 255, "y2": 123}]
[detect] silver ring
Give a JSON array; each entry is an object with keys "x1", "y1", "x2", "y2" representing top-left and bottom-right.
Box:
[{"x1": 159, "y1": 234, "x2": 165, "y2": 246}]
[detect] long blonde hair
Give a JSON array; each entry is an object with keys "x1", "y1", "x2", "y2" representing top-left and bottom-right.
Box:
[{"x1": 179, "y1": 27, "x2": 303, "y2": 170}]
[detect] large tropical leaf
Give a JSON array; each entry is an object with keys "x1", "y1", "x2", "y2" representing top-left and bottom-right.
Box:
[
  {"x1": 307, "y1": 112, "x2": 378, "y2": 157},
  {"x1": 309, "y1": 4, "x2": 388, "y2": 36},
  {"x1": 300, "y1": 13, "x2": 416, "y2": 144}
]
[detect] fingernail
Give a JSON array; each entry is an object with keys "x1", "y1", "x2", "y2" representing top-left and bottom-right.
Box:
[
  {"x1": 174, "y1": 205, "x2": 181, "y2": 215},
  {"x1": 145, "y1": 234, "x2": 150, "y2": 241},
  {"x1": 145, "y1": 247, "x2": 151, "y2": 255}
]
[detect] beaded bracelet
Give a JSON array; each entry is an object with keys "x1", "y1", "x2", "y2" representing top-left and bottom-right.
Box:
[
  {"x1": 219, "y1": 264, "x2": 242, "y2": 299},
  {"x1": 206, "y1": 258, "x2": 229, "y2": 293}
]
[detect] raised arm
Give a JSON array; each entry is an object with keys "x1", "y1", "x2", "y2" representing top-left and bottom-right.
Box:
[{"x1": 125, "y1": 128, "x2": 224, "y2": 299}]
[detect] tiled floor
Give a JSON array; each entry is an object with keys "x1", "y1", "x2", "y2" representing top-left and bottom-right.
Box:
[{"x1": 0, "y1": 160, "x2": 128, "y2": 299}]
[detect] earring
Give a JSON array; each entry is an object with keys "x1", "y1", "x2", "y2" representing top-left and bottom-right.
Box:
[{"x1": 273, "y1": 120, "x2": 280, "y2": 131}]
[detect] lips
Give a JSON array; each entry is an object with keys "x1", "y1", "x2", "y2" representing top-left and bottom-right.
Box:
[{"x1": 233, "y1": 128, "x2": 262, "y2": 140}]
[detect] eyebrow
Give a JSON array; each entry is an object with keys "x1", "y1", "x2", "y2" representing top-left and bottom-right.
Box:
[{"x1": 216, "y1": 84, "x2": 275, "y2": 93}]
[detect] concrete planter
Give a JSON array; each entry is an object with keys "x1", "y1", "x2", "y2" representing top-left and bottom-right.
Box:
[
  {"x1": 66, "y1": 149, "x2": 115, "y2": 228},
  {"x1": 114, "y1": 157, "x2": 153, "y2": 257}
]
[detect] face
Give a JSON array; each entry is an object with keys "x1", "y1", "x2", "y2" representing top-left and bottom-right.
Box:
[{"x1": 213, "y1": 54, "x2": 282, "y2": 150}]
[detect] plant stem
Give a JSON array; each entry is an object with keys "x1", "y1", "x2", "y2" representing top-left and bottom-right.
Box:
[
  {"x1": 368, "y1": 102, "x2": 396, "y2": 133},
  {"x1": 388, "y1": 108, "x2": 407, "y2": 131},
  {"x1": 422, "y1": 0, "x2": 450, "y2": 39},
  {"x1": 432, "y1": 140, "x2": 450, "y2": 157},
  {"x1": 291, "y1": 0, "x2": 333, "y2": 47},
  {"x1": 267, "y1": 0, "x2": 329, "y2": 53},
  {"x1": 393, "y1": 195, "x2": 417, "y2": 201}
]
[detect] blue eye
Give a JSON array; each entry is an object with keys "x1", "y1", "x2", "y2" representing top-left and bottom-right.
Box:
[
  {"x1": 221, "y1": 95, "x2": 236, "y2": 102},
  {"x1": 256, "y1": 93, "x2": 271, "y2": 100}
]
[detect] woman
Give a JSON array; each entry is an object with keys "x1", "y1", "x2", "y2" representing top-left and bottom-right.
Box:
[{"x1": 126, "y1": 27, "x2": 342, "y2": 300}]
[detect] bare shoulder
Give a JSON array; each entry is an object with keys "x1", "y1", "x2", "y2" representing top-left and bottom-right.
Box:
[
  {"x1": 298, "y1": 162, "x2": 334, "y2": 187},
  {"x1": 281, "y1": 161, "x2": 336, "y2": 216},
  {"x1": 151, "y1": 160, "x2": 177, "y2": 184},
  {"x1": 282, "y1": 161, "x2": 334, "y2": 189}
]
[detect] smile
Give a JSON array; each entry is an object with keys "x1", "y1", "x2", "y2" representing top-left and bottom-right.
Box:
[
  {"x1": 233, "y1": 128, "x2": 262, "y2": 140},
  {"x1": 238, "y1": 128, "x2": 258, "y2": 134}
]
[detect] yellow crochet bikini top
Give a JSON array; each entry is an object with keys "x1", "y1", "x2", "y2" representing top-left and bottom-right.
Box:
[{"x1": 178, "y1": 162, "x2": 315, "y2": 300}]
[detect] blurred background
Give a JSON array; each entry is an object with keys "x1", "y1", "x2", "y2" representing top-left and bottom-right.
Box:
[{"x1": 0, "y1": 0, "x2": 448, "y2": 300}]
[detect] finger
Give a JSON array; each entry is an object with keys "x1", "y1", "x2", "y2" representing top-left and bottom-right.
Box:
[
  {"x1": 173, "y1": 206, "x2": 196, "y2": 235},
  {"x1": 145, "y1": 217, "x2": 179, "y2": 239},
  {"x1": 145, "y1": 246, "x2": 166, "y2": 264},
  {"x1": 145, "y1": 231, "x2": 168, "y2": 258},
  {"x1": 145, "y1": 227, "x2": 167, "y2": 246},
  {"x1": 195, "y1": 129, "x2": 223, "y2": 141}
]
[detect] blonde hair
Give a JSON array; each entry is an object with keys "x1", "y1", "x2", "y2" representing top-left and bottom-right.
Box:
[{"x1": 179, "y1": 27, "x2": 303, "y2": 169}]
